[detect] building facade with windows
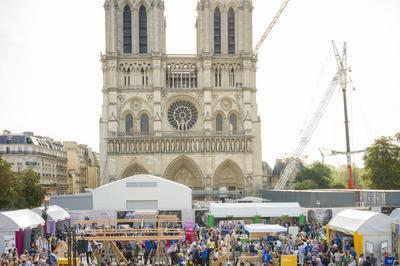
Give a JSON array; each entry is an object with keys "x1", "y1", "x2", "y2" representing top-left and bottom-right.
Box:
[
  {"x1": 100, "y1": 0, "x2": 264, "y2": 194},
  {"x1": 0, "y1": 130, "x2": 68, "y2": 194},
  {"x1": 64, "y1": 141, "x2": 100, "y2": 194}
]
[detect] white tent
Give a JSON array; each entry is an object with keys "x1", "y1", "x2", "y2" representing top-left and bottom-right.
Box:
[
  {"x1": 244, "y1": 224, "x2": 287, "y2": 233},
  {"x1": 0, "y1": 209, "x2": 45, "y2": 254},
  {"x1": 0, "y1": 209, "x2": 45, "y2": 232},
  {"x1": 327, "y1": 209, "x2": 393, "y2": 263},
  {"x1": 93, "y1": 174, "x2": 192, "y2": 211},
  {"x1": 328, "y1": 209, "x2": 393, "y2": 235},
  {"x1": 32, "y1": 205, "x2": 70, "y2": 222},
  {"x1": 209, "y1": 202, "x2": 303, "y2": 218},
  {"x1": 389, "y1": 208, "x2": 400, "y2": 221}
]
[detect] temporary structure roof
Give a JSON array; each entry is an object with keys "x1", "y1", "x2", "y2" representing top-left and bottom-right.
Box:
[
  {"x1": 93, "y1": 174, "x2": 192, "y2": 211},
  {"x1": 390, "y1": 208, "x2": 400, "y2": 221},
  {"x1": 209, "y1": 202, "x2": 303, "y2": 218},
  {"x1": 0, "y1": 209, "x2": 45, "y2": 231},
  {"x1": 328, "y1": 209, "x2": 394, "y2": 235},
  {"x1": 32, "y1": 205, "x2": 70, "y2": 222},
  {"x1": 238, "y1": 196, "x2": 270, "y2": 203},
  {"x1": 244, "y1": 224, "x2": 287, "y2": 233}
]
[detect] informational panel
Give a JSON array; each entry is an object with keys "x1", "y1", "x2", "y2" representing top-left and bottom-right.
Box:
[
  {"x1": 3, "y1": 235, "x2": 15, "y2": 251},
  {"x1": 181, "y1": 209, "x2": 195, "y2": 227},
  {"x1": 288, "y1": 226, "x2": 299, "y2": 238},
  {"x1": 366, "y1": 241, "x2": 374, "y2": 255}
]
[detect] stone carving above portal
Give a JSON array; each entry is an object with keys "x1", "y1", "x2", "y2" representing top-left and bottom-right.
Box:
[
  {"x1": 163, "y1": 155, "x2": 204, "y2": 189},
  {"x1": 220, "y1": 98, "x2": 232, "y2": 111},
  {"x1": 131, "y1": 99, "x2": 142, "y2": 111}
]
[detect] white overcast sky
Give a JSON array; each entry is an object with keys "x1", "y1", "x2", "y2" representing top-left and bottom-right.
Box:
[{"x1": 0, "y1": 0, "x2": 399, "y2": 168}]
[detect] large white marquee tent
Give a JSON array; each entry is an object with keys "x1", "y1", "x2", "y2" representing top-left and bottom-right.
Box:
[{"x1": 93, "y1": 174, "x2": 192, "y2": 211}]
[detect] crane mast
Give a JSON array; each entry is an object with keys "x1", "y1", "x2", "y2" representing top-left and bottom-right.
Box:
[{"x1": 332, "y1": 41, "x2": 354, "y2": 189}]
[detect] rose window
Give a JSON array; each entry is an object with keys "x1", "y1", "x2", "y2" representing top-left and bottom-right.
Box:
[{"x1": 167, "y1": 100, "x2": 198, "y2": 131}]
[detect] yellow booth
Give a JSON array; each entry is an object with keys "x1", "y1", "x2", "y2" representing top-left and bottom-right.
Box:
[{"x1": 327, "y1": 209, "x2": 393, "y2": 264}]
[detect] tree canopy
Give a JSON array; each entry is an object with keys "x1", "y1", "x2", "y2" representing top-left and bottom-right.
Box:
[
  {"x1": 295, "y1": 161, "x2": 334, "y2": 189},
  {"x1": 363, "y1": 134, "x2": 400, "y2": 189},
  {"x1": 0, "y1": 157, "x2": 45, "y2": 210}
]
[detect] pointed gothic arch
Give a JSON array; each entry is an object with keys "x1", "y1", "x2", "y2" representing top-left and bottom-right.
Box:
[
  {"x1": 139, "y1": 5, "x2": 148, "y2": 54},
  {"x1": 120, "y1": 162, "x2": 150, "y2": 178},
  {"x1": 214, "y1": 7, "x2": 221, "y2": 54},
  {"x1": 123, "y1": 5, "x2": 132, "y2": 53},
  {"x1": 163, "y1": 156, "x2": 204, "y2": 189},
  {"x1": 228, "y1": 7, "x2": 235, "y2": 54},
  {"x1": 213, "y1": 159, "x2": 244, "y2": 189}
]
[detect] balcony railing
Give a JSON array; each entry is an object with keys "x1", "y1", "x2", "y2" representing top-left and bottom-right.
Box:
[
  {"x1": 113, "y1": 130, "x2": 247, "y2": 138},
  {"x1": 0, "y1": 150, "x2": 67, "y2": 160}
]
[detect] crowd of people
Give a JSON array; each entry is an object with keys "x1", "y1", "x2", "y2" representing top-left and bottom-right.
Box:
[
  {"x1": 76, "y1": 220, "x2": 394, "y2": 265},
  {"x1": 1, "y1": 220, "x2": 397, "y2": 265},
  {"x1": 0, "y1": 236, "x2": 58, "y2": 265}
]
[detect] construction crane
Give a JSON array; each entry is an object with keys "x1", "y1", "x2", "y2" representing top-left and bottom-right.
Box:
[
  {"x1": 332, "y1": 41, "x2": 355, "y2": 189},
  {"x1": 274, "y1": 41, "x2": 351, "y2": 190},
  {"x1": 319, "y1": 148, "x2": 366, "y2": 165},
  {"x1": 253, "y1": 0, "x2": 290, "y2": 56},
  {"x1": 274, "y1": 73, "x2": 340, "y2": 190}
]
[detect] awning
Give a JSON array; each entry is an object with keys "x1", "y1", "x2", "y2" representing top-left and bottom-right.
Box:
[
  {"x1": 328, "y1": 209, "x2": 394, "y2": 235},
  {"x1": 209, "y1": 202, "x2": 303, "y2": 218},
  {"x1": 32, "y1": 205, "x2": 70, "y2": 222},
  {"x1": 0, "y1": 209, "x2": 45, "y2": 231},
  {"x1": 244, "y1": 224, "x2": 287, "y2": 233}
]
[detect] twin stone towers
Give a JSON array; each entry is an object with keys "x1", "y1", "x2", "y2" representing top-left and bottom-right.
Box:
[{"x1": 100, "y1": 0, "x2": 264, "y2": 194}]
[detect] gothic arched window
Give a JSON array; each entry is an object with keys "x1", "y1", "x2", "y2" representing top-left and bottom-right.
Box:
[
  {"x1": 139, "y1": 5, "x2": 148, "y2": 54},
  {"x1": 140, "y1": 114, "x2": 149, "y2": 134},
  {"x1": 228, "y1": 8, "x2": 235, "y2": 54},
  {"x1": 216, "y1": 114, "x2": 223, "y2": 132},
  {"x1": 229, "y1": 113, "x2": 237, "y2": 132},
  {"x1": 229, "y1": 67, "x2": 235, "y2": 87},
  {"x1": 125, "y1": 114, "x2": 133, "y2": 134},
  {"x1": 214, "y1": 7, "x2": 221, "y2": 54},
  {"x1": 123, "y1": 5, "x2": 132, "y2": 53}
]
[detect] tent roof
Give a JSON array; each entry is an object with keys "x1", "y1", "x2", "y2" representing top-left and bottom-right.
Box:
[
  {"x1": 328, "y1": 209, "x2": 393, "y2": 235},
  {"x1": 238, "y1": 196, "x2": 270, "y2": 203},
  {"x1": 32, "y1": 205, "x2": 70, "y2": 222},
  {"x1": 95, "y1": 174, "x2": 192, "y2": 192},
  {"x1": 390, "y1": 208, "x2": 400, "y2": 220},
  {"x1": 244, "y1": 224, "x2": 287, "y2": 233},
  {"x1": 0, "y1": 209, "x2": 45, "y2": 231},
  {"x1": 209, "y1": 202, "x2": 303, "y2": 218}
]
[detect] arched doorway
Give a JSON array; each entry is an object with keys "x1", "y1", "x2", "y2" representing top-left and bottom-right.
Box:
[
  {"x1": 213, "y1": 159, "x2": 244, "y2": 189},
  {"x1": 120, "y1": 163, "x2": 150, "y2": 178},
  {"x1": 163, "y1": 156, "x2": 204, "y2": 189}
]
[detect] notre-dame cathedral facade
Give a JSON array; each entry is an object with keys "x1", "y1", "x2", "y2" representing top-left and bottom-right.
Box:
[{"x1": 100, "y1": 0, "x2": 264, "y2": 193}]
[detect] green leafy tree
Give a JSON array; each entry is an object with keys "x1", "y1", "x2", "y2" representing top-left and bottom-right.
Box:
[
  {"x1": 0, "y1": 157, "x2": 15, "y2": 209},
  {"x1": 363, "y1": 135, "x2": 400, "y2": 189},
  {"x1": 295, "y1": 179, "x2": 318, "y2": 190},
  {"x1": 295, "y1": 161, "x2": 333, "y2": 189},
  {"x1": 14, "y1": 169, "x2": 45, "y2": 208},
  {"x1": 330, "y1": 181, "x2": 346, "y2": 189}
]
